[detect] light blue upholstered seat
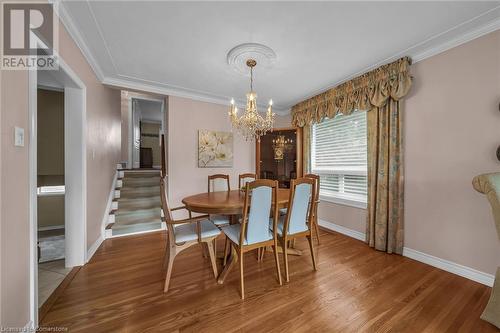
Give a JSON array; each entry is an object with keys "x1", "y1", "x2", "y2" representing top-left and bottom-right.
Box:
[
  {"x1": 174, "y1": 219, "x2": 221, "y2": 243},
  {"x1": 210, "y1": 215, "x2": 230, "y2": 226},
  {"x1": 222, "y1": 224, "x2": 273, "y2": 246}
]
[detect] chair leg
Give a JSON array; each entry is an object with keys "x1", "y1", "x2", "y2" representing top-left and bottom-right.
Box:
[
  {"x1": 307, "y1": 235, "x2": 317, "y2": 271},
  {"x1": 164, "y1": 246, "x2": 176, "y2": 293},
  {"x1": 238, "y1": 247, "x2": 245, "y2": 299},
  {"x1": 223, "y1": 237, "x2": 229, "y2": 266},
  {"x1": 273, "y1": 240, "x2": 283, "y2": 286},
  {"x1": 260, "y1": 246, "x2": 266, "y2": 261},
  {"x1": 206, "y1": 239, "x2": 218, "y2": 278},
  {"x1": 281, "y1": 238, "x2": 289, "y2": 282},
  {"x1": 257, "y1": 248, "x2": 261, "y2": 261},
  {"x1": 314, "y1": 215, "x2": 321, "y2": 245}
]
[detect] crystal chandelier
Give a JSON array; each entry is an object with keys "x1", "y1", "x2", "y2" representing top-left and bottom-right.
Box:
[
  {"x1": 228, "y1": 59, "x2": 275, "y2": 141},
  {"x1": 272, "y1": 135, "x2": 294, "y2": 160}
]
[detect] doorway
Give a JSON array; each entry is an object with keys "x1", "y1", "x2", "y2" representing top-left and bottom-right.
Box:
[
  {"x1": 129, "y1": 97, "x2": 164, "y2": 169},
  {"x1": 29, "y1": 56, "x2": 87, "y2": 326}
]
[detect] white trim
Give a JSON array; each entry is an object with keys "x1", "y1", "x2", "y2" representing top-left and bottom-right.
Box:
[
  {"x1": 320, "y1": 194, "x2": 367, "y2": 210},
  {"x1": 402, "y1": 247, "x2": 495, "y2": 287},
  {"x1": 105, "y1": 76, "x2": 290, "y2": 115},
  {"x1": 318, "y1": 219, "x2": 366, "y2": 242},
  {"x1": 58, "y1": 2, "x2": 499, "y2": 115},
  {"x1": 58, "y1": 2, "x2": 105, "y2": 81},
  {"x1": 286, "y1": 7, "x2": 500, "y2": 108},
  {"x1": 318, "y1": 219, "x2": 495, "y2": 287},
  {"x1": 38, "y1": 225, "x2": 64, "y2": 231},
  {"x1": 28, "y1": 36, "x2": 87, "y2": 327},
  {"x1": 86, "y1": 234, "x2": 104, "y2": 263}
]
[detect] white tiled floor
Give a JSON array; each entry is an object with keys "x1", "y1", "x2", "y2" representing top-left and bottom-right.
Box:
[{"x1": 38, "y1": 260, "x2": 72, "y2": 307}]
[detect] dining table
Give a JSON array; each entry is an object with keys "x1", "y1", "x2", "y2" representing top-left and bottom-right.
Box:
[{"x1": 182, "y1": 188, "x2": 301, "y2": 284}]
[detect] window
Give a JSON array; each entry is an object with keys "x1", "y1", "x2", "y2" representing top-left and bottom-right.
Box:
[{"x1": 311, "y1": 111, "x2": 367, "y2": 208}]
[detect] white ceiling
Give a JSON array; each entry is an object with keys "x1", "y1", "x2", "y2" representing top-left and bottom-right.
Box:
[{"x1": 60, "y1": 1, "x2": 500, "y2": 114}]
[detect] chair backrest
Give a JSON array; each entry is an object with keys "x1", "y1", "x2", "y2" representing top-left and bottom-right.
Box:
[
  {"x1": 239, "y1": 173, "x2": 257, "y2": 189},
  {"x1": 283, "y1": 178, "x2": 316, "y2": 235},
  {"x1": 304, "y1": 173, "x2": 320, "y2": 202},
  {"x1": 160, "y1": 178, "x2": 176, "y2": 236},
  {"x1": 241, "y1": 179, "x2": 278, "y2": 245},
  {"x1": 208, "y1": 174, "x2": 230, "y2": 192}
]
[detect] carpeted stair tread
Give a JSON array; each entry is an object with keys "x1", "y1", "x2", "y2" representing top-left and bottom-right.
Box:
[
  {"x1": 111, "y1": 221, "x2": 162, "y2": 236},
  {"x1": 116, "y1": 196, "x2": 161, "y2": 210},
  {"x1": 119, "y1": 186, "x2": 160, "y2": 198}
]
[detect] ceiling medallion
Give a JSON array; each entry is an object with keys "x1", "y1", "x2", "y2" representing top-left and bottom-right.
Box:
[
  {"x1": 227, "y1": 43, "x2": 277, "y2": 76},
  {"x1": 228, "y1": 59, "x2": 274, "y2": 141}
]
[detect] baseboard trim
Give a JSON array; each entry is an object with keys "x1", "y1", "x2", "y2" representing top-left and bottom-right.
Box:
[
  {"x1": 402, "y1": 247, "x2": 495, "y2": 287},
  {"x1": 86, "y1": 234, "x2": 104, "y2": 263},
  {"x1": 38, "y1": 225, "x2": 64, "y2": 231},
  {"x1": 318, "y1": 219, "x2": 495, "y2": 287},
  {"x1": 318, "y1": 219, "x2": 366, "y2": 241}
]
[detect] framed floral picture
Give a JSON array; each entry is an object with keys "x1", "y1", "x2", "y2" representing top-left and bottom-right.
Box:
[{"x1": 198, "y1": 130, "x2": 233, "y2": 168}]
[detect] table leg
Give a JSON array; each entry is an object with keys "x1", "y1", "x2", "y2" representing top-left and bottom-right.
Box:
[{"x1": 217, "y1": 244, "x2": 237, "y2": 284}]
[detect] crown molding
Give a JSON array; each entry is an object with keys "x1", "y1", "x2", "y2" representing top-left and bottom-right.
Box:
[
  {"x1": 58, "y1": 3, "x2": 498, "y2": 116},
  {"x1": 286, "y1": 6, "x2": 500, "y2": 108},
  {"x1": 412, "y1": 6, "x2": 500, "y2": 62},
  {"x1": 57, "y1": 1, "x2": 105, "y2": 82},
  {"x1": 103, "y1": 76, "x2": 290, "y2": 116}
]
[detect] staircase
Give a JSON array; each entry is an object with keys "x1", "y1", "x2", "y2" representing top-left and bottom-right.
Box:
[{"x1": 105, "y1": 168, "x2": 164, "y2": 237}]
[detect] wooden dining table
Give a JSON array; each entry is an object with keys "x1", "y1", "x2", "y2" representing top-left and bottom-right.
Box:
[{"x1": 182, "y1": 188, "x2": 300, "y2": 284}]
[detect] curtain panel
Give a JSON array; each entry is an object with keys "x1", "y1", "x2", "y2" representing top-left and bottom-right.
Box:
[{"x1": 293, "y1": 57, "x2": 412, "y2": 255}]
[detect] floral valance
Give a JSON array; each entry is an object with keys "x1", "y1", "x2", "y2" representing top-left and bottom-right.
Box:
[{"x1": 291, "y1": 57, "x2": 413, "y2": 127}]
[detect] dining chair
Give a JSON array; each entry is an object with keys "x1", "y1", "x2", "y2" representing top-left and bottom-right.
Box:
[
  {"x1": 207, "y1": 174, "x2": 231, "y2": 226},
  {"x1": 221, "y1": 179, "x2": 282, "y2": 299},
  {"x1": 160, "y1": 178, "x2": 221, "y2": 293},
  {"x1": 238, "y1": 173, "x2": 257, "y2": 190},
  {"x1": 274, "y1": 177, "x2": 317, "y2": 282},
  {"x1": 304, "y1": 173, "x2": 321, "y2": 244}
]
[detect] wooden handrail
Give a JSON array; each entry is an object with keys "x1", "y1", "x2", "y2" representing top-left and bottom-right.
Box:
[{"x1": 160, "y1": 133, "x2": 166, "y2": 178}]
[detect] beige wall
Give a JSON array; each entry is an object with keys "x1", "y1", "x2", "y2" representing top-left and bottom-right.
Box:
[
  {"x1": 0, "y1": 21, "x2": 121, "y2": 328},
  {"x1": 404, "y1": 30, "x2": 500, "y2": 275},
  {"x1": 168, "y1": 96, "x2": 254, "y2": 208},
  {"x1": 317, "y1": 30, "x2": 500, "y2": 276}
]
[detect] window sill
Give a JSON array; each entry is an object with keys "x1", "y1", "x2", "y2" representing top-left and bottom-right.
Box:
[{"x1": 319, "y1": 194, "x2": 367, "y2": 209}]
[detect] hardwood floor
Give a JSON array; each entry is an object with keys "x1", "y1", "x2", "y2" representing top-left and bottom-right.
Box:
[{"x1": 41, "y1": 230, "x2": 498, "y2": 332}]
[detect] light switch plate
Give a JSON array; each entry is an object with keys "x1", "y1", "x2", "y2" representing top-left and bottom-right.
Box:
[{"x1": 14, "y1": 127, "x2": 25, "y2": 147}]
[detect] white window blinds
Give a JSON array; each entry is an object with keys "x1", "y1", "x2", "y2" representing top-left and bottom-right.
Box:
[{"x1": 311, "y1": 111, "x2": 368, "y2": 207}]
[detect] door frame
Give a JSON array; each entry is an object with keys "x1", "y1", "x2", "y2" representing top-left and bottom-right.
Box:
[
  {"x1": 28, "y1": 37, "x2": 87, "y2": 326},
  {"x1": 255, "y1": 126, "x2": 303, "y2": 179},
  {"x1": 127, "y1": 96, "x2": 165, "y2": 169}
]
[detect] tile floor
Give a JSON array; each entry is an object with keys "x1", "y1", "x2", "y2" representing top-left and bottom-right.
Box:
[{"x1": 38, "y1": 260, "x2": 72, "y2": 307}]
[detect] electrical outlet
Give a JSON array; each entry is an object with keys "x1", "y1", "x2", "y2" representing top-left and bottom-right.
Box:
[{"x1": 14, "y1": 127, "x2": 24, "y2": 147}]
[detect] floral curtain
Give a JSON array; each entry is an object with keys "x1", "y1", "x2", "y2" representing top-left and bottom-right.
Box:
[{"x1": 292, "y1": 57, "x2": 412, "y2": 254}]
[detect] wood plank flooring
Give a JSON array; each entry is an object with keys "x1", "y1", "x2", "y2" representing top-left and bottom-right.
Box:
[{"x1": 41, "y1": 230, "x2": 498, "y2": 332}]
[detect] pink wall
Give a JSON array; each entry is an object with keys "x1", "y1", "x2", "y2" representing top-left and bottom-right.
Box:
[
  {"x1": 167, "y1": 96, "x2": 292, "y2": 209},
  {"x1": 167, "y1": 96, "x2": 254, "y2": 207},
  {"x1": 404, "y1": 30, "x2": 500, "y2": 274},
  {"x1": 0, "y1": 21, "x2": 121, "y2": 327},
  {"x1": 317, "y1": 30, "x2": 500, "y2": 276}
]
